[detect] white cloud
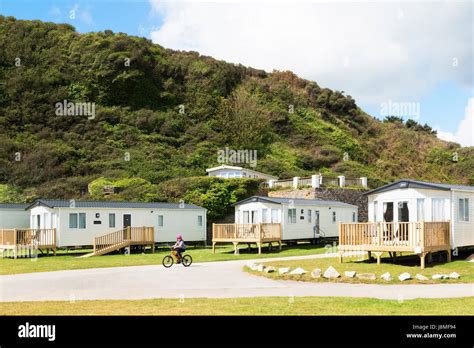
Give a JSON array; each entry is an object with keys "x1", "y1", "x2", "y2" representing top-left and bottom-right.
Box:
[
  {"x1": 148, "y1": 0, "x2": 472, "y2": 110},
  {"x1": 437, "y1": 98, "x2": 474, "y2": 147}
]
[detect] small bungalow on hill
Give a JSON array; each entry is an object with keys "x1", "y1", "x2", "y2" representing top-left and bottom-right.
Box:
[
  {"x1": 206, "y1": 165, "x2": 278, "y2": 180},
  {"x1": 339, "y1": 179, "x2": 474, "y2": 268}
]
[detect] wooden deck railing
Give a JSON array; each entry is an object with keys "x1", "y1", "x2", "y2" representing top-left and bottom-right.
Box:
[
  {"x1": 93, "y1": 226, "x2": 155, "y2": 255},
  {"x1": 0, "y1": 229, "x2": 56, "y2": 247},
  {"x1": 212, "y1": 223, "x2": 281, "y2": 241},
  {"x1": 212, "y1": 223, "x2": 282, "y2": 254},
  {"x1": 339, "y1": 222, "x2": 450, "y2": 251},
  {"x1": 338, "y1": 221, "x2": 451, "y2": 268}
]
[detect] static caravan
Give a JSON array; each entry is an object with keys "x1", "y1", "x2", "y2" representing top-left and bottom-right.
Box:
[
  {"x1": 234, "y1": 196, "x2": 358, "y2": 241},
  {"x1": 0, "y1": 203, "x2": 30, "y2": 228},
  {"x1": 366, "y1": 179, "x2": 474, "y2": 249},
  {"x1": 26, "y1": 200, "x2": 207, "y2": 248}
]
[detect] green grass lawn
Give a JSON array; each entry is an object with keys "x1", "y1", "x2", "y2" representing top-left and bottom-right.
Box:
[
  {"x1": 0, "y1": 242, "x2": 329, "y2": 275},
  {"x1": 0, "y1": 296, "x2": 473, "y2": 315},
  {"x1": 247, "y1": 252, "x2": 474, "y2": 284}
]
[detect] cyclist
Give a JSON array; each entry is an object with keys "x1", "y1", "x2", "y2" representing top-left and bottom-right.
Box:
[{"x1": 172, "y1": 234, "x2": 186, "y2": 263}]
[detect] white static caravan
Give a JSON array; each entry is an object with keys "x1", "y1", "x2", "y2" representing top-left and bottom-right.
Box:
[
  {"x1": 26, "y1": 200, "x2": 207, "y2": 248},
  {"x1": 0, "y1": 203, "x2": 30, "y2": 228},
  {"x1": 366, "y1": 179, "x2": 474, "y2": 249},
  {"x1": 234, "y1": 196, "x2": 358, "y2": 240}
]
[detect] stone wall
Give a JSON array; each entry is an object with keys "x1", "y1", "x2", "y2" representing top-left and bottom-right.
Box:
[{"x1": 268, "y1": 187, "x2": 368, "y2": 222}]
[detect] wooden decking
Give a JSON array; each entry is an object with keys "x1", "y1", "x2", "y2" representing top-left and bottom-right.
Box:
[
  {"x1": 0, "y1": 228, "x2": 56, "y2": 258},
  {"x1": 82, "y1": 226, "x2": 155, "y2": 257},
  {"x1": 212, "y1": 223, "x2": 282, "y2": 254},
  {"x1": 338, "y1": 222, "x2": 451, "y2": 268}
]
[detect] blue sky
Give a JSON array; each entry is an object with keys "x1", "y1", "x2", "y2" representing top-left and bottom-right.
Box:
[{"x1": 1, "y1": 0, "x2": 472, "y2": 146}]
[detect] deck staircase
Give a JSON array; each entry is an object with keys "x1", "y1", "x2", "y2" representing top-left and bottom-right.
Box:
[{"x1": 80, "y1": 226, "x2": 155, "y2": 258}]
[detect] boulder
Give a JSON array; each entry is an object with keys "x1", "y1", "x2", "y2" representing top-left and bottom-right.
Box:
[
  {"x1": 344, "y1": 271, "x2": 356, "y2": 278},
  {"x1": 311, "y1": 268, "x2": 322, "y2": 278},
  {"x1": 290, "y1": 267, "x2": 307, "y2": 275},
  {"x1": 415, "y1": 274, "x2": 429, "y2": 281},
  {"x1": 449, "y1": 272, "x2": 460, "y2": 279},
  {"x1": 264, "y1": 266, "x2": 276, "y2": 273},
  {"x1": 398, "y1": 272, "x2": 412, "y2": 281},
  {"x1": 432, "y1": 274, "x2": 448, "y2": 280},
  {"x1": 356, "y1": 273, "x2": 376, "y2": 280},
  {"x1": 381, "y1": 272, "x2": 392, "y2": 281},
  {"x1": 257, "y1": 264, "x2": 265, "y2": 272},
  {"x1": 323, "y1": 266, "x2": 341, "y2": 279},
  {"x1": 279, "y1": 267, "x2": 290, "y2": 275}
]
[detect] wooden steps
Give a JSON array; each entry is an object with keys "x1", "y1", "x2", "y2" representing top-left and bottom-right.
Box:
[{"x1": 79, "y1": 226, "x2": 155, "y2": 258}]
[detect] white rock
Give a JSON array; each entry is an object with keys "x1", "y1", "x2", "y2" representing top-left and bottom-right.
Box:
[
  {"x1": 356, "y1": 273, "x2": 376, "y2": 280},
  {"x1": 257, "y1": 264, "x2": 265, "y2": 272},
  {"x1": 449, "y1": 272, "x2": 460, "y2": 279},
  {"x1": 279, "y1": 267, "x2": 290, "y2": 274},
  {"x1": 415, "y1": 274, "x2": 429, "y2": 281},
  {"x1": 323, "y1": 266, "x2": 341, "y2": 279},
  {"x1": 398, "y1": 272, "x2": 411, "y2": 281},
  {"x1": 290, "y1": 267, "x2": 307, "y2": 275},
  {"x1": 432, "y1": 274, "x2": 448, "y2": 280},
  {"x1": 247, "y1": 263, "x2": 259, "y2": 271},
  {"x1": 264, "y1": 266, "x2": 276, "y2": 273},
  {"x1": 311, "y1": 268, "x2": 322, "y2": 278},
  {"x1": 381, "y1": 272, "x2": 392, "y2": 281},
  {"x1": 344, "y1": 271, "x2": 356, "y2": 278}
]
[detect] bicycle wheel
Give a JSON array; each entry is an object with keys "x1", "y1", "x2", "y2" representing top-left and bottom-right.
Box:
[
  {"x1": 182, "y1": 254, "x2": 192, "y2": 267},
  {"x1": 162, "y1": 255, "x2": 174, "y2": 268}
]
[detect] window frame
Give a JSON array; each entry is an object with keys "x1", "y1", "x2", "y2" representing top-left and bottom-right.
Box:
[
  {"x1": 109, "y1": 213, "x2": 116, "y2": 228},
  {"x1": 78, "y1": 213, "x2": 86, "y2": 229},
  {"x1": 158, "y1": 215, "x2": 164, "y2": 227},
  {"x1": 459, "y1": 198, "x2": 469, "y2": 222},
  {"x1": 198, "y1": 215, "x2": 203, "y2": 226},
  {"x1": 288, "y1": 208, "x2": 296, "y2": 224},
  {"x1": 69, "y1": 213, "x2": 78, "y2": 229}
]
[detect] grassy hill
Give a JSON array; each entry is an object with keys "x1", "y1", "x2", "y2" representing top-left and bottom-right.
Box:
[{"x1": 0, "y1": 15, "x2": 472, "y2": 218}]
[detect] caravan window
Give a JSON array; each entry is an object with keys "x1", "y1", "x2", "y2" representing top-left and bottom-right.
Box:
[
  {"x1": 373, "y1": 201, "x2": 378, "y2": 222},
  {"x1": 432, "y1": 199, "x2": 445, "y2": 221},
  {"x1": 417, "y1": 199, "x2": 425, "y2": 221},
  {"x1": 262, "y1": 209, "x2": 268, "y2": 223},
  {"x1": 459, "y1": 198, "x2": 469, "y2": 222},
  {"x1": 109, "y1": 213, "x2": 116, "y2": 228},
  {"x1": 288, "y1": 209, "x2": 296, "y2": 224},
  {"x1": 251, "y1": 210, "x2": 258, "y2": 223},
  {"x1": 332, "y1": 211, "x2": 336, "y2": 223},
  {"x1": 78, "y1": 213, "x2": 86, "y2": 229},
  {"x1": 69, "y1": 214, "x2": 78, "y2": 229},
  {"x1": 271, "y1": 209, "x2": 279, "y2": 223},
  {"x1": 352, "y1": 212, "x2": 356, "y2": 222},
  {"x1": 198, "y1": 215, "x2": 203, "y2": 226},
  {"x1": 243, "y1": 211, "x2": 249, "y2": 224},
  {"x1": 308, "y1": 209, "x2": 312, "y2": 223},
  {"x1": 158, "y1": 215, "x2": 164, "y2": 227}
]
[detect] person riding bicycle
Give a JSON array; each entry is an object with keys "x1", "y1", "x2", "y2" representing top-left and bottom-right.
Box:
[{"x1": 172, "y1": 234, "x2": 186, "y2": 263}]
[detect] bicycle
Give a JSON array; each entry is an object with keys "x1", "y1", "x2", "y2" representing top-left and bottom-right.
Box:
[{"x1": 162, "y1": 247, "x2": 192, "y2": 268}]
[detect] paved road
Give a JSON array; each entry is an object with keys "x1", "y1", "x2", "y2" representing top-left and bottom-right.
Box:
[{"x1": 0, "y1": 254, "x2": 473, "y2": 302}]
